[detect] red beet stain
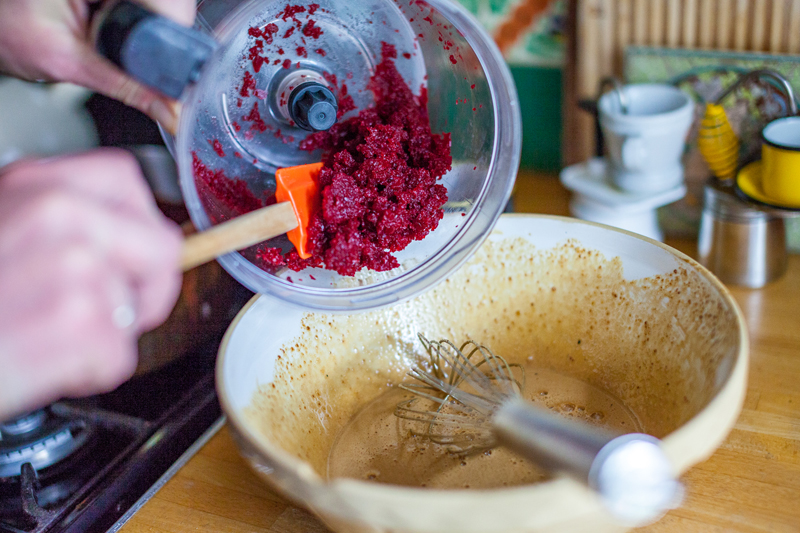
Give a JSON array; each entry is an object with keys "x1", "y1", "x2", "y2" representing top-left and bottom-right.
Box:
[
  {"x1": 297, "y1": 46, "x2": 308, "y2": 57},
  {"x1": 252, "y1": 55, "x2": 267, "y2": 72},
  {"x1": 240, "y1": 71, "x2": 256, "y2": 97},
  {"x1": 256, "y1": 247, "x2": 285, "y2": 267},
  {"x1": 242, "y1": 102, "x2": 268, "y2": 132},
  {"x1": 249, "y1": 23, "x2": 279, "y2": 44},
  {"x1": 282, "y1": 58, "x2": 292, "y2": 69},
  {"x1": 192, "y1": 153, "x2": 263, "y2": 220},
  {"x1": 208, "y1": 139, "x2": 225, "y2": 157},
  {"x1": 302, "y1": 19, "x2": 323, "y2": 38},
  {"x1": 308, "y1": 3, "x2": 320, "y2": 14},
  {"x1": 449, "y1": 54, "x2": 457, "y2": 64},
  {"x1": 279, "y1": 4, "x2": 306, "y2": 21},
  {"x1": 315, "y1": 48, "x2": 327, "y2": 56}
]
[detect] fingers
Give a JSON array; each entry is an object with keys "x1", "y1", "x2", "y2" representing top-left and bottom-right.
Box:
[
  {"x1": 2, "y1": 149, "x2": 161, "y2": 220},
  {"x1": 0, "y1": 243, "x2": 139, "y2": 417},
  {"x1": 0, "y1": 152, "x2": 183, "y2": 331},
  {"x1": 70, "y1": 47, "x2": 180, "y2": 132},
  {"x1": 66, "y1": 196, "x2": 183, "y2": 330},
  {"x1": 136, "y1": 0, "x2": 197, "y2": 27},
  {"x1": 69, "y1": 0, "x2": 198, "y2": 131},
  {"x1": 0, "y1": 0, "x2": 196, "y2": 131}
]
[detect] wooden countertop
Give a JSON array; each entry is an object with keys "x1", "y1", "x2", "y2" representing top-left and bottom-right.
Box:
[{"x1": 122, "y1": 171, "x2": 800, "y2": 533}]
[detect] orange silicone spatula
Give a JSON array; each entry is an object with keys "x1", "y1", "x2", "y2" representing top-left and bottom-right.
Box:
[{"x1": 180, "y1": 162, "x2": 322, "y2": 271}]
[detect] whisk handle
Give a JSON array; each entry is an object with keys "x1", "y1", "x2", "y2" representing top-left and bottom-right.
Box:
[
  {"x1": 493, "y1": 398, "x2": 614, "y2": 478},
  {"x1": 493, "y1": 399, "x2": 682, "y2": 525}
]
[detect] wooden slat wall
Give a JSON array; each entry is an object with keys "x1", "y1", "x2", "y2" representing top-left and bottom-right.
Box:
[{"x1": 563, "y1": 0, "x2": 800, "y2": 165}]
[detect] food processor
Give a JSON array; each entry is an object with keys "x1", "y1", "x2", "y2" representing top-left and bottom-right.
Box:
[{"x1": 148, "y1": 0, "x2": 520, "y2": 311}]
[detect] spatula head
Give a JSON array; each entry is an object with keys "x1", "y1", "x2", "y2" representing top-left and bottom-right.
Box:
[{"x1": 275, "y1": 162, "x2": 323, "y2": 259}]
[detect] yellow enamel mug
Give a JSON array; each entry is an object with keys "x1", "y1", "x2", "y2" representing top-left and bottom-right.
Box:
[{"x1": 762, "y1": 116, "x2": 800, "y2": 204}]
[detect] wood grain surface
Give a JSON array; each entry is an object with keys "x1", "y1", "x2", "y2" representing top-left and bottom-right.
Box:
[{"x1": 122, "y1": 171, "x2": 800, "y2": 533}]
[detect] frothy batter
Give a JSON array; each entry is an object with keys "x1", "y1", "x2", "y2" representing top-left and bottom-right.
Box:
[{"x1": 327, "y1": 365, "x2": 642, "y2": 489}]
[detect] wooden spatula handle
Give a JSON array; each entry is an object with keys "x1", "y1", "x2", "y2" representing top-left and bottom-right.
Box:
[{"x1": 181, "y1": 201, "x2": 298, "y2": 271}]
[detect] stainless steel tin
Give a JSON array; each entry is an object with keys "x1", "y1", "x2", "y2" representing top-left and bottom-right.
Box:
[{"x1": 698, "y1": 183, "x2": 787, "y2": 288}]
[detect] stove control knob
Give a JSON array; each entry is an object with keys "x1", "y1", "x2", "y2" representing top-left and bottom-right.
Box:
[{"x1": 289, "y1": 82, "x2": 338, "y2": 132}]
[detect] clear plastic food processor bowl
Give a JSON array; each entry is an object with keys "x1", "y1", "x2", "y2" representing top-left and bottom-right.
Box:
[{"x1": 168, "y1": 0, "x2": 521, "y2": 311}]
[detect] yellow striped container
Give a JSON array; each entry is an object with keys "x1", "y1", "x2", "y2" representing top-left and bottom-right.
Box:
[{"x1": 697, "y1": 103, "x2": 740, "y2": 180}]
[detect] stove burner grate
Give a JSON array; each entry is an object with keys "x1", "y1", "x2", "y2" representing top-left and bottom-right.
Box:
[
  {"x1": 0, "y1": 404, "x2": 151, "y2": 533},
  {"x1": 0, "y1": 410, "x2": 94, "y2": 479}
]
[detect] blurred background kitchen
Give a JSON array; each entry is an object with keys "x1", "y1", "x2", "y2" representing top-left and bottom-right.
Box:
[{"x1": 3, "y1": 1, "x2": 800, "y2": 532}]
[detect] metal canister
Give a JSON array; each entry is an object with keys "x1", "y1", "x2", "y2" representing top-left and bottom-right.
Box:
[{"x1": 698, "y1": 183, "x2": 787, "y2": 288}]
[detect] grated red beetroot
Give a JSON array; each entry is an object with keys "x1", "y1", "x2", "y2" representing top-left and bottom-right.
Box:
[
  {"x1": 242, "y1": 102, "x2": 268, "y2": 132},
  {"x1": 192, "y1": 152, "x2": 263, "y2": 223},
  {"x1": 208, "y1": 139, "x2": 225, "y2": 157},
  {"x1": 247, "y1": 23, "x2": 278, "y2": 45},
  {"x1": 258, "y1": 42, "x2": 451, "y2": 276},
  {"x1": 302, "y1": 20, "x2": 323, "y2": 39},
  {"x1": 279, "y1": 4, "x2": 306, "y2": 21},
  {"x1": 256, "y1": 247, "x2": 286, "y2": 266},
  {"x1": 240, "y1": 71, "x2": 256, "y2": 97},
  {"x1": 197, "y1": 22, "x2": 450, "y2": 277}
]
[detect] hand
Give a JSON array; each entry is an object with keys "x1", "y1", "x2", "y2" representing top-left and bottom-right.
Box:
[
  {"x1": 0, "y1": 149, "x2": 183, "y2": 421},
  {"x1": 0, "y1": 0, "x2": 196, "y2": 133}
]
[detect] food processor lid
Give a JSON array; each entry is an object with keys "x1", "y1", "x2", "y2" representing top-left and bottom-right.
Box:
[
  {"x1": 179, "y1": 0, "x2": 428, "y2": 175},
  {"x1": 171, "y1": 0, "x2": 522, "y2": 311}
]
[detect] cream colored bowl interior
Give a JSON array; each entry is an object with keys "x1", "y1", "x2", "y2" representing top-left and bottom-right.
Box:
[{"x1": 217, "y1": 214, "x2": 748, "y2": 533}]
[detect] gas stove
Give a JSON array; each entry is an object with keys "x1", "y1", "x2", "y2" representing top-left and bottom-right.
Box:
[{"x1": 0, "y1": 340, "x2": 224, "y2": 533}]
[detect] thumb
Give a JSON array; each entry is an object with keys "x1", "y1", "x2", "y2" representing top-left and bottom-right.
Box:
[{"x1": 70, "y1": 43, "x2": 180, "y2": 133}]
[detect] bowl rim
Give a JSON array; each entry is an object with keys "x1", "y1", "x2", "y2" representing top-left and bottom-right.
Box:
[{"x1": 215, "y1": 213, "x2": 749, "y2": 526}]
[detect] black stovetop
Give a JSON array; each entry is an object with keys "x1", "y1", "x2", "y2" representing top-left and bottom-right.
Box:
[{"x1": 0, "y1": 338, "x2": 225, "y2": 533}]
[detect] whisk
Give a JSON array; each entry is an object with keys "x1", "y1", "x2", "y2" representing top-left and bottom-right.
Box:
[{"x1": 395, "y1": 335, "x2": 683, "y2": 525}]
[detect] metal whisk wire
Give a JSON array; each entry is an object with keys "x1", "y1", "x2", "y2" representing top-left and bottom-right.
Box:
[
  {"x1": 394, "y1": 335, "x2": 524, "y2": 452},
  {"x1": 393, "y1": 335, "x2": 683, "y2": 524}
]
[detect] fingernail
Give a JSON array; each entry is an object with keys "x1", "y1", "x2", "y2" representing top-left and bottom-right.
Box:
[{"x1": 149, "y1": 99, "x2": 179, "y2": 134}]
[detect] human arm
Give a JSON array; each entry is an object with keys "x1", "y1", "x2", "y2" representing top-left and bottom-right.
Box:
[
  {"x1": 0, "y1": 0, "x2": 196, "y2": 133},
  {"x1": 0, "y1": 149, "x2": 183, "y2": 421}
]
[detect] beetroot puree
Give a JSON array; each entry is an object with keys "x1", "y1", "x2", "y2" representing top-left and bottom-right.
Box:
[{"x1": 257, "y1": 43, "x2": 451, "y2": 276}]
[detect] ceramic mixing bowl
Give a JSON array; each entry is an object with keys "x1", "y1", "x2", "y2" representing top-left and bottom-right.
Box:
[{"x1": 217, "y1": 214, "x2": 748, "y2": 533}]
